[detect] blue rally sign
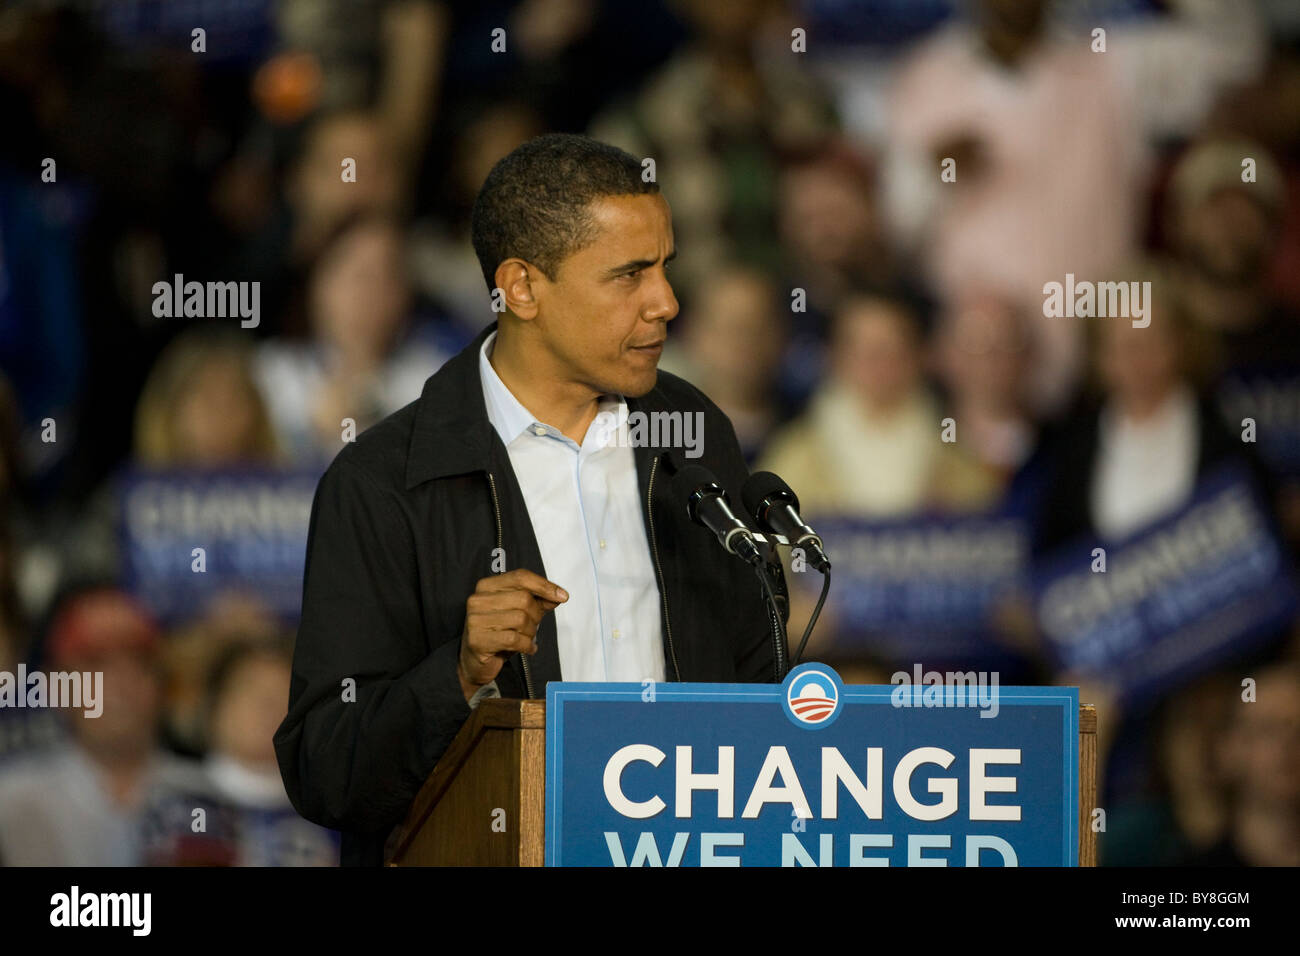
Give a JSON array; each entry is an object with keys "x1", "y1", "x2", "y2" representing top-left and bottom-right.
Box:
[
  {"x1": 546, "y1": 665, "x2": 1078, "y2": 867},
  {"x1": 1031, "y1": 463, "x2": 1296, "y2": 701},
  {"x1": 812, "y1": 514, "x2": 1029, "y2": 665},
  {"x1": 118, "y1": 466, "x2": 319, "y2": 623}
]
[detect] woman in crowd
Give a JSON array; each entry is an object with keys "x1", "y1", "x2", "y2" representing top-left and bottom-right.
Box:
[
  {"x1": 759, "y1": 293, "x2": 999, "y2": 518},
  {"x1": 255, "y1": 212, "x2": 450, "y2": 465},
  {"x1": 1031, "y1": 261, "x2": 1267, "y2": 553}
]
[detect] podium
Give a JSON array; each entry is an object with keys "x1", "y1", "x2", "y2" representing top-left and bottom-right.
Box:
[
  {"x1": 385, "y1": 698, "x2": 546, "y2": 866},
  {"x1": 385, "y1": 693, "x2": 1098, "y2": 867}
]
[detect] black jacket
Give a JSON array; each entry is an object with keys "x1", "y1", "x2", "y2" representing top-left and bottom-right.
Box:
[{"x1": 274, "y1": 322, "x2": 775, "y2": 865}]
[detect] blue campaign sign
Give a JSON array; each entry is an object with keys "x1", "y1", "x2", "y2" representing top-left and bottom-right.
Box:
[
  {"x1": 1031, "y1": 462, "x2": 1296, "y2": 700},
  {"x1": 813, "y1": 513, "x2": 1030, "y2": 665},
  {"x1": 546, "y1": 664, "x2": 1078, "y2": 867},
  {"x1": 118, "y1": 466, "x2": 319, "y2": 623}
]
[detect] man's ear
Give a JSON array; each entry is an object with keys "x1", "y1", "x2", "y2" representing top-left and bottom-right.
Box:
[{"x1": 495, "y1": 259, "x2": 541, "y2": 321}]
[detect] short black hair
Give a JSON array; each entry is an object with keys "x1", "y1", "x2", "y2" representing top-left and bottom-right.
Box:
[{"x1": 470, "y1": 133, "x2": 659, "y2": 293}]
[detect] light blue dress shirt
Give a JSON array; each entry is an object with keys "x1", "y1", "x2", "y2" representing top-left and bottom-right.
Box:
[{"x1": 467, "y1": 331, "x2": 664, "y2": 707}]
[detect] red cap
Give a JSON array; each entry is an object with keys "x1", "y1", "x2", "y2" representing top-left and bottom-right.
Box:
[{"x1": 47, "y1": 590, "x2": 161, "y2": 669}]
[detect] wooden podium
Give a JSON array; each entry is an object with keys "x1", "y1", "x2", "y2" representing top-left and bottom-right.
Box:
[
  {"x1": 385, "y1": 698, "x2": 1098, "y2": 866},
  {"x1": 385, "y1": 698, "x2": 546, "y2": 866}
]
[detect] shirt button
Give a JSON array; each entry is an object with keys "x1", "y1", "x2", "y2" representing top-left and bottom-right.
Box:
[
  {"x1": 612, "y1": 628, "x2": 620, "y2": 640},
  {"x1": 532, "y1": 424, "x2": 547, "y2": 437},
  {"x1": 599, "y1": 539, "x2": 606, "y2": 549}
]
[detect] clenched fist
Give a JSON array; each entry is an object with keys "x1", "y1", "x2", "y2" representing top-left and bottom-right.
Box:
[{"x1": 457, "y1": 569, "x2": 568, "y2": 701}]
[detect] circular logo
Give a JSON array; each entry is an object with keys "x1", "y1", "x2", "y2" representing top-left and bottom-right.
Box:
[{"x1": 781, "y1": 663, "x2": 844, "y2": 729}]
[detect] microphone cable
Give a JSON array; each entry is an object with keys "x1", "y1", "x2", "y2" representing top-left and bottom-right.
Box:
[{"x1": 793, "y1": 567, "x2": 831, "y2": 667}]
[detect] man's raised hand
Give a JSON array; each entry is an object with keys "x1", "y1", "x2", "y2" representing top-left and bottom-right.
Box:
[{"x1": 457, "y1": 568, "x2": 568, "y2": 702}]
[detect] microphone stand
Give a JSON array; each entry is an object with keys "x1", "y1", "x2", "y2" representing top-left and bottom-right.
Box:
[
  {"x1": 750, "y1": 531, "x2": 833, "y2": 675},
  {"x1": 752, "y1": 534, "x2": 790, "y2": 682}
]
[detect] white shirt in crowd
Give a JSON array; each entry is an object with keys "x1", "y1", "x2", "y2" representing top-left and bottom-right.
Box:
[{"x1": 1091, "y1": 385, "x2": 1200, "y2": 541}]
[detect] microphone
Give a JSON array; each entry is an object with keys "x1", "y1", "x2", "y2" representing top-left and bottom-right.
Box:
[
  {"x1": 742, "y1": 471, "x2": 831, "y2": 573},
  {"x1": 671, "y1": 464, "x2": 763, "y2": 567}
]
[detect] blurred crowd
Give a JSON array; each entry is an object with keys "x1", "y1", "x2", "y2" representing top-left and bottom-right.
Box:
[{"x1": 2, "y1": 0, "x2": 1299, "y2": 866}]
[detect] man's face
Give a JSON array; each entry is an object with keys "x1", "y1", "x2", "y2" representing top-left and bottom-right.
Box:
[
  {"x1": 1178, "y1": 188, "x2": 1274, "y2": 284},
  {"x1": 691, "y1": 272, "x2": 783, "y2": 395},
  {"x1": 833, "y1": 301, "x2": 920, "y2": 411},
  {"x1": 530, "y1": 193, "x2": 679, "y2": 398},
  {"x1": 71, "y1": 650, "x2": 160, "y2": 759},
  {"x1": 214, "y1": 653, "x2": 292, "y2": 770},
  {"x1": 938, "y1": 293, "x2": 1029, "y2": 409},
  {"x1": 779, "y1": 162, "x2": 876, "y2": 271}
]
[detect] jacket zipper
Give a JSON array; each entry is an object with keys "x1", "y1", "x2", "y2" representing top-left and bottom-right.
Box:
[
  {"x1": 487, "y1": 471, "x2": 536, "y2": 700},
  {"x1": 647, "y1": 455, "x2": 681, "y2": 681}
]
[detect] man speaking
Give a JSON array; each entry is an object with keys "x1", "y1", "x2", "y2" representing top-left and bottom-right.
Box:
[{"x1": 275, "y1": 133, "x2": 774, "y2": 866}]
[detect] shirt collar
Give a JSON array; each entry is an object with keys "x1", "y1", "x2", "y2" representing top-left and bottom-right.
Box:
[
  {"x1": 478, "y1": 330, "x2": 627, "y2": 449},
  {"x1": 479, "y1": 331, "x2": 540, "y2": 447}
]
